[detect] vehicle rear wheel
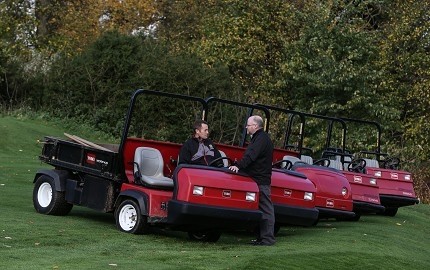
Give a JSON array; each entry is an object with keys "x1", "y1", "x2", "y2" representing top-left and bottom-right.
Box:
[
  {"x1": 115, "y1": 199, "x2": 148, "y2": 234},
  {"x1": 381, "y1": 207, "x2": 398, "y2": 217},
  {"x1": 33, "y1": 175, "x2": 73, "y2": 215},
  {"x1": 188, "y1": 231, "x2": 221, "y2": 242}
]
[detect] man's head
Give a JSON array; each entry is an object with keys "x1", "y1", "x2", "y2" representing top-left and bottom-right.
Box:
[
  {"x1": 246, "y1": 115, "x2": 264, "y2": 135},
  {"x1": 193, "y1": 120, "x2": 209, "y2": 140}
]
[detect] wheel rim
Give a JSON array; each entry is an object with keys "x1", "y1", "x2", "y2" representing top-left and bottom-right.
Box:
[
  {"x1": 118, "y1": 204, "x2": 137, "y2": 231},
  {"x1": 37, "y1": 182, "x2": 53, "y2": 208}
]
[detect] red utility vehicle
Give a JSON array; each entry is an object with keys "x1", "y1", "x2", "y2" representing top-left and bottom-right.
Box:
[
  {"x1": 256, "y1": 105, "x2": 378, "y2": 220},
  {"x1": 285, "y1": 112, "x2": 385, "y2": 220},
  {"x1": 204, "y1": 98, "x2": 319, "y2": 229},
  {"x1": 33, "y1": 90, "x2": 263, "y2": 242},
  {"x1": 337, "y1": 117, "x2": 419, "y2": 216}
]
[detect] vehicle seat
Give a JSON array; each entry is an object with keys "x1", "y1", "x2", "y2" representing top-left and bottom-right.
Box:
[
  {"x1": 363, "y1": 158, "x2": 379, "y2": 168},
  {"x1": 281, "y1": 155, "x2": 302, "y2": 168},
  {"x1": 300, "y1": 155, "x2": 313, "y2": 165},
  {"x1": 134, "y1": 147, "x2": 174, "y2": 188},
  {"x1": 218, "y1": 150, "x2": 229, "y2": 167},
  {"x1": 328, "y1": 159, "x2": 343, "y2": 171},
  {"x1": 343, "y1": 156, "x2": 352, "y2": 170}
]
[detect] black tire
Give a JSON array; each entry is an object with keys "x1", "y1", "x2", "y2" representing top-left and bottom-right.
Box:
[
  {"x1": 115, "y1": 199, "x2": 148, "y2": 234},
  {"x1": 33, "y1": 175, "x2": 73, "y2": 215},
  {"x1": 381, "y1": 207, "x2": 398, "y2": 217},
  {"x1": 188, "y1": 231, "x2": 221, "y2": 242},
  {"x1": 336, "y1": 214, "x2": 361, "y2": 222},
  {"x1": 312, "y1": 218, "x2": 320, "y2": 226},
  {"x1": 351, "y1": 214, "x2": 361, "y2": 221},
  {"x1": 274, "y1": 223, "x2": 281, "y2": 236}
]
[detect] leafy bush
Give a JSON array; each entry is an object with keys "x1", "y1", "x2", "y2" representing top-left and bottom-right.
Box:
[{"x1": 41, "y1": 31, "x2": 235, "y2": 138}]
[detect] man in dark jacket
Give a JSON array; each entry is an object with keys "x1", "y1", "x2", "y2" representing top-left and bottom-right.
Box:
[
  {"x1": 229, "y1": 115, "x2": 275, "y2": 246},
  {"x1": 178, "y1": 120, "x2": 222, "y2": 166}
]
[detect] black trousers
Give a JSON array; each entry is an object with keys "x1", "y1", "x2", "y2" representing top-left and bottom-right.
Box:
[{"x1": 257, "y1": 184, "x2": 276, "y2": 244}]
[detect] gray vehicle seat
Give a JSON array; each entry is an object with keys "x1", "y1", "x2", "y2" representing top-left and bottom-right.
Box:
[
  {"x1": 363, "y1": 158, "x2": 379, "y2": 168},
  {"x1": 300, "y1": 155, "x2": 313, "y2": 165},
  {"x1": 342, "y1": 156, "x2": 352, "y2": 170},
  {"x1": 134, "y1": 147, "x2": 174, "y2": 188},
  {"x1": 328, "y1": 159, "x2": 343, "y2": 171},
  {"x1": 281, "y1": 155, "x2": 302, "y2": 168}
]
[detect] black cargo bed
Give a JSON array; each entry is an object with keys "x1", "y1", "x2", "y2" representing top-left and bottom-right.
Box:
[{"x1": 39, "y1": 136, "x2": 121, "y2": 180}]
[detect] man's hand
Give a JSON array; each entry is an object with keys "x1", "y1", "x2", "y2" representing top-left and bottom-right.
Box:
[{"x1": 229, "y1": 165, "x2": 239, "y2": 173}]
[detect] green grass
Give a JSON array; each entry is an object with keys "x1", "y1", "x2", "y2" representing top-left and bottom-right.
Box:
[{"x1": 1, "y1": 115, "x2": 429, "y2": 270}]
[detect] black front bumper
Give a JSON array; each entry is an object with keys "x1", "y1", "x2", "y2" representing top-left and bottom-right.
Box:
[
  {"x1": 353, "y1": 201, "x2": 386, "y2": 214},
  {"x1": 274, "y1": 204, "x2": 319, "y2": 227},
  {"x1": 167, "y1": 200, "x2": 262, "y2": 231},
  {"x1": 380, "y1": 195, "x2": 419, "y2": 208},
  {"x1": 317, "y1": 207, "x2": 356, "y2": 219}
]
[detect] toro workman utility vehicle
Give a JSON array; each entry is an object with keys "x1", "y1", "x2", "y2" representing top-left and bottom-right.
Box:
[{"x1": 33, "y1": 90, "x2": 263, "y2": 242}]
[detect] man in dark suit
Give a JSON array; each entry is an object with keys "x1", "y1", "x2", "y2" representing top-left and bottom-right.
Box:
[{"x1": 229, "y1": 115, "x2": 275, "y2": 246}]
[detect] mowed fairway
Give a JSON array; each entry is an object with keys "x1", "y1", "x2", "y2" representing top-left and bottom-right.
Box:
[{"x1": 1, "y1": 116, "x2": 429, "y2": 270}]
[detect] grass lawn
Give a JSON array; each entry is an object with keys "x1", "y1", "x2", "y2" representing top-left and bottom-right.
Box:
[{"x1": 1, "y1": 115, "x2": 429, "y2": 270}]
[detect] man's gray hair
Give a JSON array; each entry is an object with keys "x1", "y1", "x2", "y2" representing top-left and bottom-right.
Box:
[{"x1": 252, "y1": 115, "x2": 264, "y2": 128}]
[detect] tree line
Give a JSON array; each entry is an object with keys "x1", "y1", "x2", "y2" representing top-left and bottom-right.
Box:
[{"x1": 0, "y1": 0, "x2": 429, "y2": 200}]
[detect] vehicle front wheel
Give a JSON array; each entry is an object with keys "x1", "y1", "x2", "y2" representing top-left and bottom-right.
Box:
[
  {"x1": 33, "y1": 175, "x2": 73, "y2": 215},
  {"x1": 381, "y1": 207, "x2": 398, "y2": 217},
  {"x1": 188, "y1": 231, "x2": 221, "y2": 242},
  {"x1": 115, "y1": 199, "x2": 148, "y2": 234},
  {"x1": 336, "y1": 214, "x2": 361, "y2": 222}
]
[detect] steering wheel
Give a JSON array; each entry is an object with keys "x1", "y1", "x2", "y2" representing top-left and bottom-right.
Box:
[
  {"x1": 313, "y1": 158, "x2": 330, "y2": 167},
  {"x1": 272, "y1": 159, "x2": 293, "y2": 170},
  {"x1": 383, "y1": 157, "x2": 400, "y2": 170},
  {"x1": 348, "y1": 158, "x2": 367, "y2": 173},
  {"x1": 208, "y1": 156, "x2": 233, "y2": 168}
]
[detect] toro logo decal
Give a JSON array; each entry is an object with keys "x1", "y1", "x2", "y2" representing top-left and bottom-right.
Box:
[
  {"x1": 368, "y1": 197, "x2": 379, "y2": 203},
  {"x1": 353, "y1": 175, "x2": 362, "y2": 183},
  {"x1": 326, "y1": 199, "x2": 334, "y2": 208},
  {"x1": 222, "y1": 190, "x2": 231, "y2": 198},
  {"x1": 86, "y1": 153, "x2": 96, "y2": 165},
  {"x1": 284, "y1": 189, "x2": 292, "y2": 197},
  {"x1": 390, "y1": 172, "x2": 399, "y2": 179}
]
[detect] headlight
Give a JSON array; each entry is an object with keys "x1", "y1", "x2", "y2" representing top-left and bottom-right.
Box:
[
  {"x1": 304, "y1": 192, "x2": 313, "y2": 201},
  {"x1": 193, "y1": 186, "x2": 204, "y2": 196},
  {"x1": 246, "y1": 192, "x2": 256, "y2": 202},
  {"x1": 405, "y1": 175, "x2": 411, "y2": 181},
  {"x1": 374, "y1": 171, "x2": 382, "y2": 177},
  {"x1": 370, "y1": 178, "x2": 377, "y2": 185},
  {"x1": 342, "y1": 187, "x2": 348, "y2": 197}
]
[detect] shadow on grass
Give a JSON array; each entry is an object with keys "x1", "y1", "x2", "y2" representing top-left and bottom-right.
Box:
[{"x1": 66, "y1": 208, "x2": 116, "y2": 226}]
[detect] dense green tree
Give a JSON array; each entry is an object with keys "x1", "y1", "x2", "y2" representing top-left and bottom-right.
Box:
[
  {"x1": 376, "y1": 0, "x2": 430, "y2": 162},
  {"x1": 158, "y1": 0, "x2": 387, "y2": 114},
  {"x1": 283, "y1": 1, "x2": 384, "y2": 116},
  {"x1": 42, "y1": 31, "x2": 234, "y2": 138},
  {"x1": 0, "y1": 0, "x2": 35, "y2": 109}
]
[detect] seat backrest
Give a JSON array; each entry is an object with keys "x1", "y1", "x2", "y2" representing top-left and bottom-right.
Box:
[
  {"x1": 328, "y1": 159, "x2": 343, "y2": 170},
  {"x1": 218, "y1": 150, "x2": 229, "y2": 167},
  {"x1": 134, "y1": 147, "x2": 174, "y2": 188},
  {"x1": 135, "y1": 147, "x2": 165, "y2": 178},
  {"x1": 300, "y1": 155, "x2": 313, "y2": 165},
  {"x1": 282, "y1": 155, "x2": 302, "y2": 168},
  {"x1": 363, "y1": 158, "x2": 379, "y2": 168},
  {"x1": 343, "y1": 156, "x2": 352, "y2": 170}
]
